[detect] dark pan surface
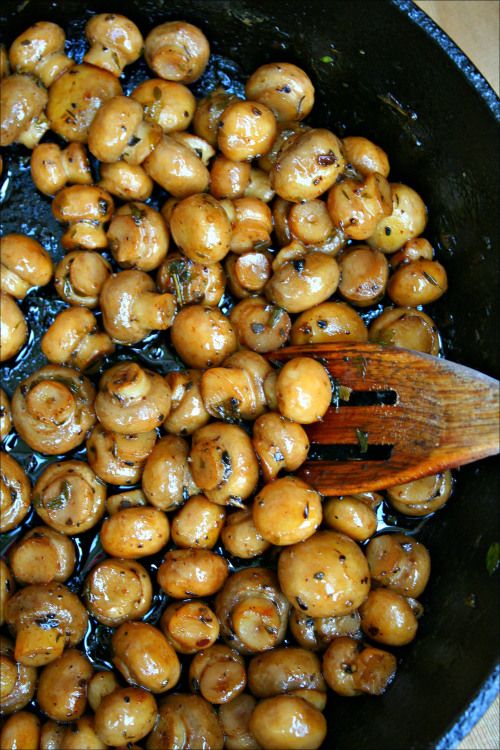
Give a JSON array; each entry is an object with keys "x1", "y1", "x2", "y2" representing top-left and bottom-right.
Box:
[{"x1": 1, "y1": 1, "x2": 499, "y2": 748}]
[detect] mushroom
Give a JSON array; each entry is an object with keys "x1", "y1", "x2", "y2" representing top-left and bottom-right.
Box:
[
  {"x1": 170, "y1": 193, "x2": 231, "y2": 265},
  {"x1": 9, "y1": 526, "x2": 76, "y2": 584},
  {"x1": 30, "y1": 142, "x2": 92, "y2": 196},
  {"x1": 146, "y1": 694, "x2": 223, "y2": 749},
  {"x1": 157, "y1": 548, "x2": 229, "y2": 599},
  {"x1": 52, "y1": 185, "x2": 114, "y2": 250},
  {"x1": 0, "y1": 293, "x2": 28, "y2": 361},
  {"x1": 215, "y1": 568, "x2": 290, "y2": 654},
  {"x1": 367, "y1": 183, "x2": 427, "y2": 253},
  {"x1": 247, "y1": 647, "x2": 327, "y2": 707},
  {"x1": 327, "y1": 173, "x2": 392, "y2": 241},
  {"x1": 0, "y1": 712, "x2": 41, "y2": 750},
  {"x1": 37, "y1": 649, "x2": 93, "y2": 721},
  {"x1": 210, "y1": 155, "x2": 251, "y2": 200},
  {"x1": 218, "y1": 100, "x2": 277, "y2": 162},
  {"x1": 193, "y1": 87, "x2": 238, "y2": 147},
  {"x1": 132, "y1": 78, "x2": 196, "y2": 133},
  {"x1": 100, "y1": 270, "x2": 176, "y2": 344},
  {"x1": 225, "y1": 250, "x2": 272, "y2": 298},
  {"x1": 157, "y1": 252, "x2": 226, "y2": 308},
  {"x1": 230, "y1": 296, "x2": 291, "y2": 354},
  {"x1": 1, "y1": 234, "x2": 53, "y2": 299},
  {"x1": 83, "y1": 558, "x2": 152, "y2": 626},
  {"x1": 229, "y1": 197, "x2": 273, "y2": 254},
  {"x1": 143, "y1": 134, "x2": 209, "y2": 197},
  {"x1": 190, "y1": 422, "x2": 259, "y2": 506},
  {"x1": 83, "y1": 13, "x2": 143, "y2": 75},
  {"x1": 171, "y1": 494, "x2": 226, "y2": 549},
  {"x1": 189, "y1": 644, "x2": 246, "y2": 704},
  {"x1": 160, "y1": 600, "x2": 220, "y2": 654},
  {"x1": 253, "y1": 476, "x2": 322, "y2": 546},
  {"x1": 142, "y1": 435, "x2": 198, "y2": 511},
  {"x1": 289, "y1": 610, "x2": 361, "y2": 651},
  {"x1": 94, "y1": 686, "x2": 158, "y2": 747},
  {"x1": 163, "y1": 369, "x2": 210, "y2": 436},
  {"x1": 0, "y1": 635, "x2": 37, "y2": 715},
  {"x1": 11, "y1": 364, "x2": 96, "y2": 454},
  {"x1": 0, "y1": 388, "x2": 12, "y2": 440},
  {"x1": 54, "y1": 250, "x2": 111, "y2": 308},
  {"x1": 100, "y1": 506, "x2": 169, "y2": 559},
  {"x1": 291, "y1": 300, "x2": 368, "y2": 345},
  {"x1": 0, "y1": 452, "x2": 31, "y2": 533},
  {"x1": 106, "y1": 488, "x2": 148, "y2": 515},
  {"x1": 87, "y1": 670, "x2": 119, "y2": 712},
  {"x1": 265, "y1": 251, "x2": 340, "y2": 313},
  {"x1": 41, "y1": 307, "x2": 114, "y2": 370},
  {"x1": 249, "y1": 695, "x2": 327, "y2": 750},
  {"x1": 0, "y1": 74, "x2": 49, "y2": 148},
  {"x1": 220, "y1": 507, "x2": 271, "y2": 560},
  {"x1": 95, "y1": 361, "x2": 171, "y2": 433},
  {"x1": 322, "y1": 636, "x2": 397, "y2": 697},
  {"x1": 47, "y1": 63, "x2": 122, "y2": 143},
  {"x1": 112, "y1": 621, "x2": 181, "y2": 693},
  {"x1": 245, "y1": 62, "x2": 315, "y2": 122},
  {"x1": 252, "y1": 412, "x2": 309, "y2": 482},
  {"x1": 60, "y1": 717, "x2": 107, "y2": 750},
  {"x1": 275, "y1": 357, "x2": 332, "y2": 424},
  {"x1": 365, "y1": 533, "x2": 431, "y2": 598},
  {"x1": 87, "y1": 424, "x2": 157, "y2": 486},
  {"x1": 342, "y1": 136, "x2": 390, "y2": 178},
  {"x1": 88, "y1": 95, "x2": 161, "y2": 164},
  {"x1": 5, "y1": 582, "x2": 88, "y2": 666},
  {"x1": 107, "y1": 202, "x2": 169, "y2": 271},
  {"x1": 98, "y1": 161, "x2": 153, "y2": 202},
  {"x1": 144, "y1": 21, "x2": 210, "y2": 83},
  {"x1": 0, "y1": 560, "x2": 15, "y2": 626},
  {"x1": 9, "y1": 22, "x2": 73, "y2": 86},
  {"x1": 171, "y1": 305, "x2": 237, "y2": 369},
  {"x1": 219, "y1": 694, "x2": 260, "y2": 750},
  {"x1": 32, "y1": 459, "x2": 106, "y2": 535}
]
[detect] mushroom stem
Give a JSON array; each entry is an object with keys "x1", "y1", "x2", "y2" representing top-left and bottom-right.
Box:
[
  {"x1": 107, "y1": 362, "x2": 151, "y2": 402},
  {"x1": 25, "y1": 381, "x2": 76, "y2": 425},
  {"x1": 133, "y1": 292, "x2": 176, "y2": 330}
]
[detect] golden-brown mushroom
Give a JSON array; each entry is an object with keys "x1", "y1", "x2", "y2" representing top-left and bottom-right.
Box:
[
  {"x1": 252, "y1": 412, "x2": 309, "y2": 482},
  {"x1": 367, "y1": 183, "x2": 427, "y2": 253},
  {"x1": 219, "y1": 693, "x2": 259, "y2": 750},
  {"x1": 0, "y1": 559, "x2": 15, "y2": 625},
  {"x1": 84, "y1": 558, "x2": 152, "y2": 626},
  {"x1": 289, "y1": 610, "x2": 361, "y2": 651},
  {"x1": 1, "y1": 234, "x2": 53, "y2": 299},
  {"x1": 337, "y1": 244, "x2": 390, "y2": 306},
  {"x1": 391, "y1": 236, "x2": 434, "y2": 267},
  {"x1": 342, "y1": 136, "x2": 390, "y2": 178},
  {"x1": 9, "y1": 22, "x2": 73, "y2": 86},
  {"x1": 157, "y1": 252, "x2": 226, "y2": 308},
  {"x1": 158, "y1": 548, "x2": 229, "y2": 599},
  {"x1": 278, "y1": 530, "x2": 371, "y2": 617},
  {"x1": 32, "y1": 459, "x2": 106, "y2": 535},
  {"x1": 201, "y1": 362, "x2": 264, "y2": 422},
  {"x1": 193, "y1": 87, "x2": 238, "y2": 147},
  {"x1": 100, "y1": 270, "x2": 176, "y2": 344},
  {"x1": 248, "y1": 647, "x2": 326, "y2": 706},
  {"x1": 322, "y1": 636, "x2": 397, "y2": 696},
  {"x1": 365, "y1": 533, "x2": 431, "y2": 598},
  {"x1": 218, "y1": 100, "x2": 277, "y2": 162},
  {"x1": 387, "y1": 258, "x2": 448, "y2": 306},
  {"x1": 0, "y1": 74, "x2": 49, "y2": 148},
  {"x1": 84, "y1": 13, "x2": 143, "y2": 75},
  {"x1": 54, "y1": 251, "x2": 110, "y2": 310},
  {"x1": 291, "y1": 300, "x2": 368, "y2": 345},
  {"x1": 143, "y1": 134, "x2": 209, "y2": 197},
  {"x1": 0, "y1": 452, "x2": 31, "y2": 533},
  {"x1": 245, "y1": 62, "x2": 314, "y2": 122},
  {"x1": 112, "y1": 621, "x2": 181, "y2": 693},
  {"x1": 265, "y1": 251, "x2": 340, "y2": 313},
  {"x1": 171, "y1": 305, "x2": 237, "y2": 369},
  {"x1": 190, "y1": 422, "x2": 259, "y2": 506},
  {"x1": 52, "y1": 185, "x2": 114, "y2": 250},
  {"x1": 230, "y1": 296, "x2": 291, "y2": 353},
  {"x1": 171, "y1": 494, "x2": 225, "y2": 549},
  {"x1": 0, "y1": 635, "x2": 37, "y2": 715},
  {"x1": 170, "y1": 193, "x2": 232, "y2": 265},
  {"x1": 87, "y1": 424, "x2": 156, "y2": 486},
  {"x1": 88, "y1": 95, "x2": 161, "y2": 164},
  {"x1": 9, "y1": 526, "x2": 75, "y2": 585},
  {"x1": 30, "y1": 142, "x2": 92, "y2": 196},
  {"x1": 5, "y1": 582, "x2": 88, "y2": 666},
  {"x1": 142, "y1": 435, "x2": 198, "y2": 511},
  {"x1": 359, "y1": 589, "x2": 419, "y2": 646},
  {"x1": 0, "y1": 292, "x2": 28, "y2": 361},
  {"x1": 327, "y1": 173, "x2": 392, "y2": 240},
  {"x1": 225, "y1": 250, "x2": 272, "y2": 298},
  {"x1": 94, "y1": 686, "x2": 158, "y2": 746},
  {"x1": 249, "y1": 695, "x2": 327, "y2": 750},
  {"x1": 95, "y1": 361, "x2": 171, "y2": 433},
  {"x1": 323, "y1": 496, "x2": 378, "y2": 543},
  {"x1": 100, "y1": 506, "x2": 169, "y2": 559},
  {"x1": 369, "y1": 306, "x2": 440, "y2": 354},
  {"x1": 170, "y1": 130, "x2": 216, "y2": 165},
  {"x1": 107, "y1": 202, "x2": 169, "y2": 271},
  {"x1": 87, "y1": 670, "x2": 120, "y2": 712},
  {"x1": 144, "y1": 21, "x2": 210, "y2": 83},
  {"x1": 0, "y1": 388, "x2": 12, "y2": 440},
  {"x1": 41, "y1": 307, "x2": 114, "y2": 370},
  {"x1": 275, "y1": 357, "x2": 332, "y2": 424},
  {"x1": 146, "y1": 693, "x2": 223, "y2": 750},
  {"x1": 132, "y1": 78, "x2": 196, "y2": 133},
  {"x1": 40, "y1": 720, "x2": 66, "y2": 750},
  {"x1": 253, "y1": 476, "x2": 322, "y2": 546},
  {"x1": 47, "y1": 63, "x2": 122, "y2": 143},
  {"x1": 228, "y1": 197, "x2": 273, "y2": 254},
  {"x1": 98, "y1": 160, "x2": 153, "y2": 201},
  {"x1": 160, "y1": 600, "x2": 220, "y2": 654},
  {"x1": 106, "y1": 488, "x2": 148, "y2": 515},
  {"x1": 12, "y1": 365, "x2": 96, "y2": 454},
  {"x1": 61, "y1": 716, "x2": 107, "y2": 750},
  {"x1": 216, "y1": 568, "x2": 289, "y2": 654},
  {"x1": 210, "y1": 155, "x2": 251, "y2": 200},
  {"x1": 37, "y1": 649, "x2": 93, "y2": 721},
  {"x1": 271, "y1": 128, "x2": 345, "y2": 202},
  {"x1": 163, "y1": 369, "x2": 210, "y2": 436},
  {"x1": 220, "y1": 507, "x2": 271, "y2": 559},
  {"x1": 189, "y1": 644, "x2": 246, "y2": 704},
  {"x1": 0, "y1": 711, "x2": 41, "y2": 750},
  {"x1": 386, "y1": 470, "x2": 453, "y2": 516}
]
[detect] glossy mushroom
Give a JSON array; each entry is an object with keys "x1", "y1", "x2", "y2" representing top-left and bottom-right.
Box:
[
  {"x1": 54, "y1": 250, "x2": 111, "y2": 309},
  {"x1": 112, "y1": 621, "x2": 181, "y2": 693},
  {"x1": 87, "y1": 424, "x2": 156, "y2": 486},
  {"x1": 144, "y1": 21, "x2": 210, "y2": 83},
  {"x1": 1, "y1": 234, "x2": 53, "y2": 299},
  {"x1": 83, "y1": 13, "x2": 143, "y2": 75},
  {"x1": 41, "y1": 307, "x2": 114, "y2": 370},
  {"x1": 84, "y1": 558, "x2": 153, "y2": 626},
  {"x1": 9, "y1": 22, "x2": 73, "y2": 85},
  {"x1": 52, "y1": 185, "x2": 114, "y2": 250},
  {"x1": 30, "y1": 142, "x2": 92, "y2": 196},
  {"x1": 0, "y1": 74, "x2": 49, "y2": 148},
  {"x1": 142, "y1": 435, "x2": 198, "y2": 511},
  {"x1": 0, "y1": 293, "x2": 28, "y2": 361},
  {"x1": 107, "y1": 202, "x2": 168, "y2": 271},
  {"x1": 0, "y1": 452, "x2": 31, "y2": 533},
  {"x1": 9, "y1": 526, "x2": 76, "y2": 584}
]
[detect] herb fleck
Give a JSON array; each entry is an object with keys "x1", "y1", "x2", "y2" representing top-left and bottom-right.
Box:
[
  {"x1": 486, "y1": 542, "x2": 500, "y2": 575},
  {"x1": 355, "y1": 428, "x2": 369, "y2": 454}
]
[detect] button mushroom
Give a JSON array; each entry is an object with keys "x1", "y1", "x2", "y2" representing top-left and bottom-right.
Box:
[
  {"x1": 87, "y1": 424, "x2": 156, "y2": 486},
  {"x1": 41, "y1": 307, "x2": 115, "y2": 370},
  {"x1": 1, "y1": 234, "x2": 53, "y2": 299},
  {"x1": 30, "y1": 142, "x2": 92, "y2": 196},
  {"x1": 54, "y1": 250, "x2": 111, "y2": 308},
  {"x1": 107, "y1": 201, "x2": 168, "y2": 271},
  {"x1": 9, "y1": 22, "x2": 73, "y2": 86},
  {"x1": 144, "y1": 21, "x2": 210, "y2": 83},
  {"x1": 0, "y1": 452, "x2": 31, "y2": 533},
  {"x1": 142, "y1": 434, "x2": 198, "y2": 511},
  {"x1": 52, "y1": 185, "x2": 114, "y2": 250},
  {"x1": 0, "y1": 74, "x2": 49, "y2": 148},
  {"x1": 88, "y1": 95, "x2": 161, "y2": 164},
  {"x1": 9, "y1": 526, "x2": 76, "y2": 584},
  {"x1": 83, "y1": 13, "x2": 143, "y2": 76},
  {"x1": 83, "y1": 558, "x2": 152, "y2": 626}
]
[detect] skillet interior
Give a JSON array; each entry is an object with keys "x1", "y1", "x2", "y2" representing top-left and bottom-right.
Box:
[{"x1": 0, "y1": 1, "x2": 499, "y2": 748}]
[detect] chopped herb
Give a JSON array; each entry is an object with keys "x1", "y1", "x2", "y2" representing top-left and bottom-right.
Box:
[
  {"x1": 129, "y1": 203, "x2": 143, "y2": 222},
  {"x1": 423, "y1": 270, "x2": 441, "y2": 287},
  {"x1": 45, "y1": 479, "x2": 72, "y2": 510},
  {"x1": 65, "y1": 108, "x2": 77, "y2": 123},
  {"x1": 253, "y1": 239, "x2": 269, "y2": 251},
  {"x1": 214, "y1": 398, "x2": 241, "y2": 423},
  {"x1": 339, "y1": 384, "x2": 352, "y2": 401},
  {"x1": 32, "y1": 493, "x2": 42, "y2": 508},
  {"x1": 171, "y1": 273, "x2": 184, "y2": 305},
  {"x1": 111, "y1": 50, "x2": 120, "y2": 69},
  {"x1": 320, "y1": 55, "x2": 334, "y2": 63},
  {"x1": 356, "y1": 428, "x2": 369, "y2": 454},
  {"x1": 378, "y1": 93, "x2": 416, "y2": 120},
  {"x1": 269, "y1": 306, "x2": 284, "y2": 328},
  {"x1": 128, "y1": 135, "x2": 141, "y2": 147},
  {"x1": 486, "y1": 542, "x2": 500, "y2": 575},
  {"x1": 293, "y1": 258, "x2": 305, "y2": 273}
]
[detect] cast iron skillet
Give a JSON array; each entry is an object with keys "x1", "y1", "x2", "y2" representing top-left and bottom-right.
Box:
[{"x1": 0, "y1": 1, "x2": 499, "y2": 748}]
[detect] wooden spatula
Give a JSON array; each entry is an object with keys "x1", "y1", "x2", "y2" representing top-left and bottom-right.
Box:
[{"x1": 269, "y1": 343, "x2": 499, "y2": 495}]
